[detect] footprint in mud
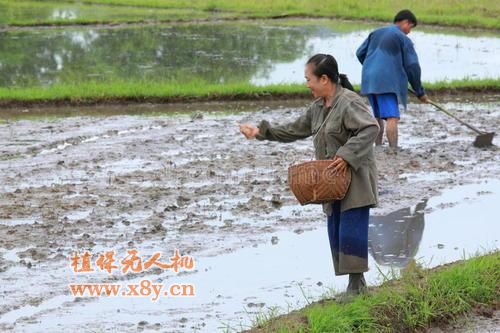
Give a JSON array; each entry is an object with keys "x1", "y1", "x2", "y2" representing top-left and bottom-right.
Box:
[
  {"x1": 17, "y1": 247, "x2": 49, "y2": 262},
  {"x1": 176, "y1": 195, "x2": 191, "y2": 206},
  {"x1": 271, "y1": 193, "x2": 283, "y2": 208}
]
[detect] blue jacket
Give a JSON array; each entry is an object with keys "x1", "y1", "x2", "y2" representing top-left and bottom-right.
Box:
[{"x1": 356, "y1": 25, "x2": 425, "y2": 108}]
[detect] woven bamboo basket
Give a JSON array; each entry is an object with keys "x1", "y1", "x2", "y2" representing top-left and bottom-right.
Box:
[{"x1": 288, "y1": 160, "x2": 351, "y2": 205}]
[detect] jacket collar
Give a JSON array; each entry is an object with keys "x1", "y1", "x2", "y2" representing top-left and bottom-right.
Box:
[{"x1": 317, "y1": 85, "x2": 344, "y2": 108}]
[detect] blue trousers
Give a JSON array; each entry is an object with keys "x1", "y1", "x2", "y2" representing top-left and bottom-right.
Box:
[{"x1": 327, "y1": 201, "x2": 370, "y2": 275}]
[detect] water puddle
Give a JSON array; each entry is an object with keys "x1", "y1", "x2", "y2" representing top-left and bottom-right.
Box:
[
  {"x1": 399, "y1": 171, "x2": 454, "y2": 182},
  {"x1": 0, "y1": 218, "x2": 37, "y2": 226},
  {"x1": 64, "y1": 209, "x2": 94, "y2": 222},
  {"x1": 39, "y1": 142, "x2": 73, "y2": 155},
  {"x1": 1, "y1": 169, "x2": 88, "y2": 192},
  {"x1": 0, "y1": 246, "x2": 33, "y2": 262},
  {"x1": 101, "y1": 159, "x2": 158, "y2": 175},
  {"x1": 0, "y1": 295, "x2": 72, "y2": 324},
  {"x1": 0, "y1": 20, "x2": 498, "y2": 88},
  {"x1": 2, "y1": 179, "x2": 498, "y2": 332}
]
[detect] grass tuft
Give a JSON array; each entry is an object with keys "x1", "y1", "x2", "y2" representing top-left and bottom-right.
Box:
[{"x1": 247, "y1": 251, "x2": 499, "y2": 333}]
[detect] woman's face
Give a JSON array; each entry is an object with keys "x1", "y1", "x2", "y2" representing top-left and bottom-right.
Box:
[{"x1": 305, "y1": 64, "x2": 326, "y2": 98}]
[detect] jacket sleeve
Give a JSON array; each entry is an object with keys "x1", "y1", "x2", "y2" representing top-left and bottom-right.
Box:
[
  {"x1": 356, "y1": 35, "x2": 370, "y2": 64},
  {"x1": 335, "y1": 100, "x2": 379, "y2": 171},
  {"x1": 256, "y1": 107, "x2": 312, "y2": 143},
  {"x1": 402, "y1": 39, "x2": 425, "y2": 97}
]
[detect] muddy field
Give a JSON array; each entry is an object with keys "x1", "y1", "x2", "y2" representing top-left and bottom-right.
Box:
[{"x1": 0, "y1": 94, "x2": 499, "y2": 332}]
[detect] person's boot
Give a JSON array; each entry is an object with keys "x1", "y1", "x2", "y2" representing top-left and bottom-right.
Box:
[
  {"x1": 347, "y1": 273, "x2": 367, "y2": 295},
  {"x1": 336, "y1": 273, "x2": 367, "y2": 304},
  {"x1": 337, "y1": 273, "x2": 367, "y2": 304}
]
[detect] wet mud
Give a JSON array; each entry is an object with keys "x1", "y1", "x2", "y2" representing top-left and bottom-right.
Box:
[
  {"x1": 0, "y1": 95, "x2": 498, "y2": 331},
  {"x1": 428, "y1": 309, "x2": 500, "y2": 333}
]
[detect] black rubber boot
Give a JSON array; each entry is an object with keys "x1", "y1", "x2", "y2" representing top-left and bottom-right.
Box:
[
  {"x1": 346, "y1": 273, "x2": 367, "y2": 295},
  {"x1": 336, "y1": 273, "x2": 367, "y2": 304}
]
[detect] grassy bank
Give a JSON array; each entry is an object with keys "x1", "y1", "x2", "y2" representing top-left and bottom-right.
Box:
[
  {"x1": 0, "y1": 78, "x2": 498, "y2": 107},
  {"x1": 243, "y1": 251, "x2": 499, "y2": 333},
  {"x1": 1, "y1": 0, "x2": 499, "y2": 29},
  {"x1": 0, "y1": 0, "x2": 227, "y2": 26}
]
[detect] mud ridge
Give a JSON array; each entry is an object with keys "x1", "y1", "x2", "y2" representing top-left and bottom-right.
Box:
[
  {"x1": 2, "y1": 15, "x2": 499, "y2": 32},
  {"x1": 0, "y1": 87, "x2": 498, "y2": 109}
]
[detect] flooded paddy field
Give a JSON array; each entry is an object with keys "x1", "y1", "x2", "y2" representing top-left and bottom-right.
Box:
[
  {"x1": 0, "y1": 94, "x2": 498, "y2": 332},
  {"x1": 0, "y1": 19, "x2": 499, "y2": 90}
]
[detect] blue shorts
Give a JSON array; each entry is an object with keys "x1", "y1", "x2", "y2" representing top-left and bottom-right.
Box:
[{"x1": 367, "y1": 93, "x2": 399, "y2": 119}]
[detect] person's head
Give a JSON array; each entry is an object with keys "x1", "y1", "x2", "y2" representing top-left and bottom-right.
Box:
[
  {"x1": 305, "y1": 54, "x2": 354, "y2": 98},
  {"x1": 305, "y1": 54, "x2": 339, "y2": 98},
  {"x1": 394, "y1": 9, "x2": 417, "y2": 34}
]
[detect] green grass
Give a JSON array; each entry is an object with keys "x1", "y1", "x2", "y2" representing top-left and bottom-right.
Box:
[
  {"x1": 425, "y1": 78, "x2": 500, "y2": 90},
  {"x1": 0, "y1": 78, "x2": 498, "y2": 104},
  {"x1": 249, "y1": 251, "x2": 499, "y2": 333},
  {"x1": 0, "y1": 0, "x2": 229, "y2": 26},
  {"x1": 1, "y1": 0, "x2": 499, "y2": 29},
  {"x1": 0, "y1": 80, "x2": 307, "y2": 102}
]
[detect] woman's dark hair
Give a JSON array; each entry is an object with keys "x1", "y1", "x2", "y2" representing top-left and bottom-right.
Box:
[
  {"x1": 394, "y1": 9, "x2": 417, "y2": 27},
  {"x1": 306, "y1": 54, "x2": 354, "y2": 91}
]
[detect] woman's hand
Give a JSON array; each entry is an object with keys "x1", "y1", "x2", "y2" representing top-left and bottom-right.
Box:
[
  {"x1": 327, "y1": 156, "x2": 349, "y2": 175},
  {"x1": 239, "y1": 124, "x2": 260, "y2": 139}
]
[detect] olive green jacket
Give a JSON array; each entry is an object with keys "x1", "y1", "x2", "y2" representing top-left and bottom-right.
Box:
[{"x1": 256, "y1": 86, "x2": 379, "y2": 215}]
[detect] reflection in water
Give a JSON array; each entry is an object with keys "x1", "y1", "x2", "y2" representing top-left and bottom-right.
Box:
[
  {"x1": 369, "y1": 200, "x2": 428, "y2": 267},
  {"x1": 64, "y1": 30, "x2": 100, "y2": 50},
  {"x1": 0, "y1": 22, "x2": 498, "y2": 88},
  {"x1": 0, "y1": 24, "x2": 315, "y2": 87},
  {"x1": 51, "y1": 9, "x2": 77, "y2": 20}
]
